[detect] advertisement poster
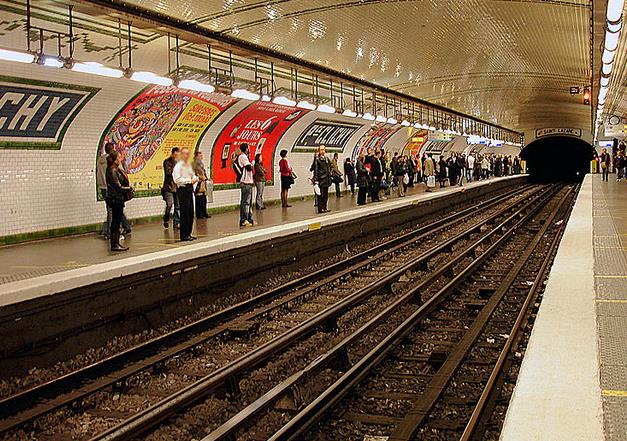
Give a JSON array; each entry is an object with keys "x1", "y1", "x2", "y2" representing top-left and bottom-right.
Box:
[
  {"x1": 351, "y1": 123, "x2": 401, "y2": 160},
  {"x1": 293, "y1": 119, "x2": 363, "y2": 152},
  {"x1": 0, "y1": 75, "x2": 98, "y2": 150},
  {"x1": 100, "y1": 85, "x2": 236, "y2": 195},
  {"x1": 402, "y1": 129, "x2": 429, "y2": 157},
  {"x1": 211, "y1": 101, "x2": 308, "y2": 188}
]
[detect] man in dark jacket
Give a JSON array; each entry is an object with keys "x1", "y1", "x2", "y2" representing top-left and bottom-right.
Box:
[
  {"x1": 162, "y1": 147, "x2": 180, "y2": 229},
  {"x1": 365, "y1": 148, "x2": 382, "y2": 202},
  {"x1": 313, "y1": 145, "x2": 333, "y2": 213}
]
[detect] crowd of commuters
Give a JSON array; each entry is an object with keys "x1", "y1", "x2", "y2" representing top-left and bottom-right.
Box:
[
  {"x1": 99, "y1": 140, "x2": 522, "y2": 251},
  {"x1": 595, "y1": 140, "x2": 627, "y2": 182}
]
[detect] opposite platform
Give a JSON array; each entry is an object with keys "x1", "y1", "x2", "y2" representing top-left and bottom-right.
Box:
[{"x1": 501, "y1": 173, "x2": 627, "y2": 441}]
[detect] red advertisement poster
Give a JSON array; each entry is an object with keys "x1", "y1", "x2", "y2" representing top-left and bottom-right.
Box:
[
  {"x1": 351, "y1": 122, "x2": 401, "y2": 161},
  {"x1": 402, "y1": 129, "x2": 430, "y2": 157},
  {"x1": 211, "y1": 101, "x2": 308, "y2": 187}
]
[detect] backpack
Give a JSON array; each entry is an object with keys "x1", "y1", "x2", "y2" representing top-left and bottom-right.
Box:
[{"x1": 232, "y1": 156, "x2": 243, "y2": 182}]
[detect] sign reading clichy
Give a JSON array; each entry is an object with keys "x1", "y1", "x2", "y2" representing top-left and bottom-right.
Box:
[
  {"x1": 0, "y1": 76, "x2": 98, "y2": 149},
  {"x1": 535, "y1": 128, "x2": 582, "y2": 139},
  {"x1": 294, "y1": 119, "x2": 363, "y2": 152}
]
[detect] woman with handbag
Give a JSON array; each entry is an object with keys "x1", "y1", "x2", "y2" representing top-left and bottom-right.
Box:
[
  {"x1": 105, "y1": 150, "x2": 132, "y2": 251},
  {"x1": 253, "y1": 153, "x2": 267, "y2": 210},
  {"x1": 193, "y1": 151, "x2": 210, "y2": 219}
]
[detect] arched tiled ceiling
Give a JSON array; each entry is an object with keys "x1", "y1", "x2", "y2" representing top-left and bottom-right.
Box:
[{"x1": 119, "y1": 0, "x2": 594, "y2": 133}]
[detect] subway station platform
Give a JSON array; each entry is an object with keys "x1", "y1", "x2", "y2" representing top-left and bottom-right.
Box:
[
  {"x1": 501, "y1": 173, "x2": 627, "y2": 441},
  {"x1": 0, "y1": 176, "x2": 521, "y2": 308}
]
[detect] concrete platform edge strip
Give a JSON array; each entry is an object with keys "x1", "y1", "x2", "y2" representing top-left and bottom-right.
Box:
[
  {"x1": 500, "y1": 175, "x2": 604, "y2": 441},
  {"x1": 0, "y1": 176, "x2": 523, "y2": 308}
]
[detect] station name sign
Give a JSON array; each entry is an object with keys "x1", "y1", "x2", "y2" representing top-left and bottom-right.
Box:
[
  {"x1": 0, "y1": 76, "x2": 98, "y2": 149},
  {"x1": 535, "y1": 128, "x2": 582, "y2": 139},
  {"x1": 294, "y1": 119, "x2": 363, "y2": 152}
]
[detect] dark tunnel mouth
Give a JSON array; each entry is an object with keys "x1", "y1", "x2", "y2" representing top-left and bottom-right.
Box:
[{"x1": 521, "y1": 136, "x2": 595, "y2": 182}]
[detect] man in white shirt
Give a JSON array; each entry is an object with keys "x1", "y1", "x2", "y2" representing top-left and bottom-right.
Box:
[
  {"x1": 173, "y1": 147, "x2": 198, "y2": 241},
  {"x1": 467, "y1": 153, "x2": 475, "y2": 183},
  {"x1": 238, "y1": 143, "x2": 254, "y2": 227}
]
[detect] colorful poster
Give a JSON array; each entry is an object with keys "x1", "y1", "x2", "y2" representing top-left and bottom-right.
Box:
[
  {"x1": 0, "y1": 75, "x2": 98, "y2": 150},
  {"x1": 100, "y1": 85, "x2": 236, "y2": 195},
  {"x1": 402, "y1": 129, "x2": 430, "y2": 157},
  {"x1": 351, "y1": 123, "x2": 401, "y2": 160},
  {"x1": 211, "y1": 101, "x2": 308, "y2": 188},
  {"x1": 293, "y1": 119, "x2": 363, "y2": 152}
]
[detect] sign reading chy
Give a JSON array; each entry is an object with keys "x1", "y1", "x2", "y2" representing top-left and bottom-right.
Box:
[{"x1": 0, "y1": 76, "x2": 98, "y2": 149}]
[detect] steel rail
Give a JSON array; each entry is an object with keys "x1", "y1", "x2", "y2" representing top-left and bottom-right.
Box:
[
  {"x1": 457, "y1": 185, "x2": 578, "y2": 441},
  {"x1": 201, "y1": 183, "x2": 563, "y2": 441},
  {"x1": 89, "y1": 186, "x2": 552, "y2": 441},
  {"x1": 388, "y1": 186, "x2": 576, "y2": 441},
  {"x1": 265, "y1": 185, "x2": 565, "y2": 441},
  {"x1": 0, "y1": 185, "x2": 531, "y2": 435}
]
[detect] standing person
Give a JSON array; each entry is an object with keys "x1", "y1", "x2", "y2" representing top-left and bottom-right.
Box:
[
  {"x1": 438, "y1": 156, "x2": 448, "y2": 188},
  {"x1": 253, "y1": 153, "x2": 267, "y2": 209},
  {"x1": 162, "y1": 147, "x2": 181, "y2": 229},
  {"x1": 466, "y1": 153, "x2": 475, "y2": 183},
  {"x1": 394, "y1": 155, "x2": 407, "y2": 197},
  {"x1": 105, "y1": 150, "x2": 131, "y2": 252},
  {"x1": 344, "y1": 157, "x2": 357, "y2": 195},
  {"x1": 424, "y1": 153, "x2": 436, "y2": 192},
  {"x1": 97, "y1": 142, "x2": 114, "y2": 239},
  {"x1": 192, "y1": 151, "x2": 210, "y2": 219},
  {"x1": 279, "y1": 149, "x2": 293, "y2": 208},
  {"x1": 456, "y1": 154, "x2": 466, "y2": 186},
  {"x1": 407, "y1": 155, "x2": 416, "y2": 187},
  {"x1": 365, "y1": 148, "x2": 381, "y2": 202},
  {"x1": 310, "y1": 151, "x2": 319, "y2": 207},
  {"x1": 600, "y1": 148, "x2": 611, "y2": 182},
  {"x1": 313, "y1": 145, "x2": 333, "y2": 213},
  {"x1": 356, "y1": 154, "x2": 369, "y2": 206},
  {"x1": 237, "y1": 143, "x2": 255, "y2": 226},
  {"x1": 173, "y1": 147, "x2": 198, "y2": 241},
  {"x1": 482, "y1": 155, "x2": 490, "y2": 180},
  {"x1": 331, "y1": 152, "x2": 343, "y2": 197}
]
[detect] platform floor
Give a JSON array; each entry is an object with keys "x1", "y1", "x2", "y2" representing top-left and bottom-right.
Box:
[
  {"x1": 501, "y1": 173, "x2": 627, "y2": 441},
  {"x1": 593, "y1": 174, "x2": 627, "y2": 441},
  {"x1": 0, "y1": 178, "x2": 506, "y2": 285}
]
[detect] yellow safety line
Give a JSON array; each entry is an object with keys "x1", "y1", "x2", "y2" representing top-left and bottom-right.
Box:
[
  {"x1": 602, "y1": 390, "x2": 627, "y2": 398},
  {"x1": 595, "y1": 275, "x2": 627, "y2": 278},
  {"x1": 133, "y1": 242, "x2": 181, "y2": 248},
  {"x1": 596, "y1": 299, "x2": 627, "y2": 303}
]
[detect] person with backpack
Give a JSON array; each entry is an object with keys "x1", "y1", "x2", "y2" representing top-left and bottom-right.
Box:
[{"x1": 236, "y1": 143, "x2": 255, "y2": 226}]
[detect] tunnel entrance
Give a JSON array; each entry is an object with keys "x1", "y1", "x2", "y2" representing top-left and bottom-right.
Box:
[{"x1": 521, "y1": 136, "x2": 594, "y2": 181}]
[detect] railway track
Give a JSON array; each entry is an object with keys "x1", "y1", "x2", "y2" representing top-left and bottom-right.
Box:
[
  {"x1": 0, "y1": 183, "x2": 554, "y2": 441},
  {"x1": 192, "y1": 183, "x2": 576, "y2": 441}
]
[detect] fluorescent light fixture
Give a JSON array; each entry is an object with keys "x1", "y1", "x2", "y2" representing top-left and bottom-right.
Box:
[
  {"x1": 72, "y1": 61, "x2": 124, "y2": 78},
  {"x1": 401, "y1": 120, "x2": 411, "y2": 126},
  {"x1": 607, "y1": 0, "x2": 625, "y2": 22},
  {"x1": 362, "y1": 112, "x2": 375, "y2": 121},
  {"x1": 274, "y1": 96, "x2": 297, "y2": 106},
  {"x1": 605, "y1": 30, "x2": 621, "y2": 51},
  {"x1": 602, "y1": 49, "x2": 615, "y2": 64},
  {"x1": 42, "y1": 55, "x2": 63, "y2": 68},
  {"x1": 178, "y1": 79, "x2": 215, "y2": 93},
  {"x1": 601, "y1": 76, "x2": 610, "y2": 87},
  {"x1": 343, "y1": 109, "x2": 358, "y2": 117},
  {"x1": 429, "y1": 126, "x2": 437, "y2": 131},
  {"x1": 232, "y1": 89, "x2": 260, "y2": 100},
  {"x1": 130, "y1": 71, "x2": 173, "y2": 86},
  {"x1": 599, "y1": 88, "x2": 609, "y2": 99},
  {"x1": 295, "y1": 100, "x2": 315, "y2": 110},
  {"x1": 261, "y1": 94, "x2": 272, "y2": 102},
  {"x1": 317, "y1": 104, "x2": 336, "y2": 113},
  {"x1": 607, "y1": 20, "x2": 622, "y2": 33},
  {"x1": 0, "y1": 48, "x2": 35, "y2": 63},
  {"x1": 375, "y1": 115, "x2": 387, "y2": 123},
  {"x1": 387, "y1": 118, "x2": 398, "y2": 125},
  {"x1": 603, "y1": 62, "x2": 613, "y2": 75}
]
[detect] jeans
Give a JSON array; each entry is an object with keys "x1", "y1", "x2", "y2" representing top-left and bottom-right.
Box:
[
  {"x1": 240, "y1": 184, "x2": 254, "y2": 225},
  {"x1": 101, "y1": 189, "x2": 130, "y2": 235},
  {"x1": 602, "y1": 167, "x2": 609, "y2": 181},
  {"x1": 467, "y1": 169, "x2": 473, "y2": 182},
  {"x1": 163, "y1": 191, "x2": 180, "y2": 226},
  {"x1": 334, "y1": 182, "x2": 341, "y2": 196},
  {"x1": 255, "y1": 182, "x2": 265, "y2": 209}
]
